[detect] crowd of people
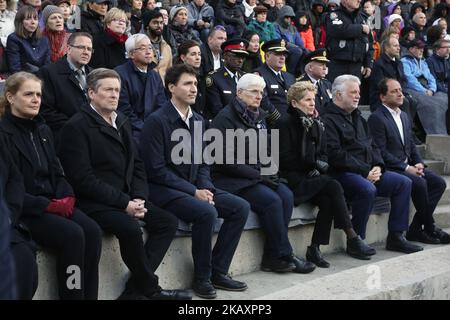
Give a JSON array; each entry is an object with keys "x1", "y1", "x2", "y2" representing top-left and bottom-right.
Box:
[{"x1": 1, "y1": 0, "x2": 450, "y2": 300}]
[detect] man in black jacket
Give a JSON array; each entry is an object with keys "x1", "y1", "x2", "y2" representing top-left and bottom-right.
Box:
[
  {"x1": 322, "y1": 74, "x2": 423, "y2": 255},
  {"x1": 368, "y1": 78, "x2": 450, "y2": 244},
  {"x1": 58, "y1": 68, "x2": 191, "y2": 300},
  {"x1": 38, "y1": 32, "x2": 93, "y2": 140},
  {"x1": 80, "y1": 0, "x2": 109, "y2": 37},
  {"x1": 200, "y1": 26, "x2": 227, "y2": 77},
  {"x1": 325, "y1": 0, "x2": 374, "y2": 83}
]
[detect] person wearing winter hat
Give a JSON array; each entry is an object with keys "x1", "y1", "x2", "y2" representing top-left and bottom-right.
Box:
[
  {"x1": 247, "y1": 5, "x2": 277, "y2": 42},
  {"x1": 387, "y1": 13, "x2": 404, "y2": 31},
  {"x1": 327, "y1": 0, "x2": 340, "y2": 11},
  {"x1": 168, "y1": 5, "x2": 200, "y2": 51},
  {"x1": 42, "y1": 5, "x2": 70, "y2": 62}
]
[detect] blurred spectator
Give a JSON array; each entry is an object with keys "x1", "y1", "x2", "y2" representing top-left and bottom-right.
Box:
[
  {"x1": 243, "y1": 0, "x2": 256, "y2": 19},
  {"x1": 216, "y1": 0, "x2": 247, "y2": 39},
  {"x1": 142, "y1": 9, "x2": 172, "y2": 82},
  {"x1": 400, "y1": 25, "x2": 415, "y2": 55},
  {"x1": 247, "y1": 5, "x2": 277, "y2": 43},
  {"x1": 309, "y1": 0, "x2": 326, "y2": 49},
  {"x1": 401, "y1": 38, "x2": 448, "y2": 134},
  {"x1": 295, "y1": 10, "x2": 315, "y2": 51},
  {"x1": 432, "y1": 18, "x2": 450, "y2": 41},
  {"x1": 274, "y1": 5, "x2": 304, "y2": 48},
  {"x1": 429, "y1": 2, "x2": 447, "y2": 26},
  {"x1": 6, "y1": 5, "x2": 51, "y2": 73},
  {"x1": 0, "y1": 0, "x2": 16, "y2": 48},
  {"x1": 261, "y1": 0, "x2": 278, "y2": 22},
  {"x1": 80, "y1": 0, "x2": 109, "y2": 37},
  {"x1": 200, "y1": 24, "x2": 226, "y2": 75},
  {"x1": 90, "y1": 7, "x2": 128, "y2": 69},
  {"x1": 411, "y1": 12, "x2": 427, "y2": 42},
  {"x1": 383, "y1": 3, "x2": 402, "y2": 28},
  {"x1": 42, "y1": 5, "x2": 70, "y2": 62},
  {"x1": 187, "y1": 0, "x2": 214, "y2": 43},
  {"x1": 168, "y1": 5, "x2": 200, "y2": 52},
  {"x1": 427, "y1": 39, "x2": 450, "y2": 94},
  {"x1": 241, "y1": 29, "x2": 262, "y2": 72}
]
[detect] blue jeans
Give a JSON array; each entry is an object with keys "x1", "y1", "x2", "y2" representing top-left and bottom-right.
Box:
[
  {"x1": 237, "y1": 182, "x2": 294, "y2": 259},
  {"x1": 333, "y1": 171, "x2": 412, "y2": 239}
]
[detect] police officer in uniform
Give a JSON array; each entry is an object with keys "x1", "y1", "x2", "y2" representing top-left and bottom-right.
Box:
[
  {"x1": 297, "y1": 49, "x2": 333, "y2": 114},
  {"x1": 255, "y1": 39, "x2": 296, "y2": 116},
  {"x1": 205, "y1": 39, "x2": 249, "y2": 120},
  {"x1": 325, "y1": 0, "x2": 374, "y2": 83}
]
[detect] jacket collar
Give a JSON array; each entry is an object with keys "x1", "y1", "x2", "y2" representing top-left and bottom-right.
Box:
[
  {"x1": 165, "y1": 100, "x2": 203, "y2": 125},
  {"x1": 81, "y1": 104, "x2": 128, "y2": 129}
]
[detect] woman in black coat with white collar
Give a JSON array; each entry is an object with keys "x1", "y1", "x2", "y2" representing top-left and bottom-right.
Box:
[
  {"x1": 0, "y1": 72, "x2": 102, "y2": 300},
  {"x1": 274, "y1": 81, "x2": 374, "y2": 267}
]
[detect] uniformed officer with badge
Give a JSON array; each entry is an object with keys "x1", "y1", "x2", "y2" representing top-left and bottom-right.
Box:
[
  {"x1": 254, "y1": 38, "x2": 296, "y2": 116},
  {"x1": 325, "y1": 0, "x2": 374, "y2": 83},
  {"x1": 297, "y1": 49, "x2": 333, "y2": 114},
  {"x1": 205, "y1": 39, "x2": 249, "y2": 120}
]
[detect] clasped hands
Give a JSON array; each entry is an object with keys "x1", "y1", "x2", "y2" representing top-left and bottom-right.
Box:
[
  {"x1": 126, "y1": 199, "x2": 147, "y2": 219},
  {"x1": 195, "y1": 189, "x2": 215, "y2": 205},
  {"x1": 367, "y1": 166, "x2": 382, "y2": 183},
  {"x1": 406, "y1": 163, "x2": 425, "y2": 177}
]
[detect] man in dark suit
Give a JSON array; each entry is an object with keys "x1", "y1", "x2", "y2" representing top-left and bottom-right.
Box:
[
  {"x1": 255, "y1": 39, "x2": 296, "y2": 115},
  {"x1": 323, "y1": 74, "x2": 423, "y2": 256},
  {"x1": 115, "y1": 33, "x2": 167, "y2": 143},
  {"x1": 297, "y1": 49, "x2": 333, "y2": 114},
  {"x1": 368, "y1": 78, "x2": 450, "y2": 244},
  {"x1": 200, "y1": 26, "x2": 227, "y2": 76},
  {"x1": 139, "y1": 64, "x2": 250, "y2": 299},
  {"x1": 58, "y1": 68, "x2": 191, "y2": 301},
  {"x1": 38, "y1": 32, "x2": 93, "y2": 139},
  {"x1": 205, "y1": 38, "x2": 249, "y2": 119}
]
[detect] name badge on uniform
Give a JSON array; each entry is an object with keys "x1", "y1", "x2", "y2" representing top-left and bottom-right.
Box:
[
  {"x1": 339, "y1": 40, "x2": 346, "y2": 48},
  {"x1": 270, "y1": 84, "x2": 279, "y2": 89},
  {"x1": 223, "y1": 90, "x2": 232, "y2": 94}
]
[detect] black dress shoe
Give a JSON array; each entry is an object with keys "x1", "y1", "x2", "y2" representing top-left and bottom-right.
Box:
[
  {"x1": 430, "y1": 227, "x2": 450, "y2": 244},
  {"x1": 117, "y1": 290, "x2": 149, "y2": 300},
  {"x1": 193, "y1": 280, "x2": 217, "y2": 299},
  {"x1": 386, "y1": 232, "x2": 424, "y2": 254},
  {"x1": 306, "y1": 246, "x2": 330, "y2": 268},
  {"x1": 286, "y1": 255, "x2": 316, "y2": 274},
  {"x1": 211, "y1": 273, "x2": 247, "y2": 291},
  {"x1": 346, "y1": 236, "x2": 373, "y2": 260},
  {"x1": 406, "y1": 228, "x2": 440, "y2": 244},
  {"x1": 261, "y1": 256, "x2": 296, "y2": 273},
  {"x1": 146, "y1": 289, "x2": 192, "y2": 300}
]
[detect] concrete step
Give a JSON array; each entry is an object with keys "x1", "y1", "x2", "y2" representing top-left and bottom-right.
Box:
[
  {"x1": 34, "y1": 210, "x2": 393, "y2": 300},
  {"x1": 424, "y1": 160, "x2": 445, "y2": 175},
  {"x1": 434, "y1": 205, "x2": 450, "y2": 228},
  {"x1": 206, "y1": 230, "x2": 450, "y2": 300},
  {"x1": 425, "y1": 135, "x2": 450, "y2": 174}
]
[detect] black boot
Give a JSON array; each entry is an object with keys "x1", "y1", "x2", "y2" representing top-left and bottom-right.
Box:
[
  {"x1": 306, "y1": 246, "x2": 330, "y2": 268},
  {"x1": 346, "y1": 236, "x2": 374, "y2": 260},
  {"x1": 386, "y1": 232, "x2": 424, "y2": 254}
]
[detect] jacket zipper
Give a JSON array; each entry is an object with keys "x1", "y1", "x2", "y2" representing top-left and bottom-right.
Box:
[{"x1": 30, "y1": 132, "x2": 42, "y2": 166}]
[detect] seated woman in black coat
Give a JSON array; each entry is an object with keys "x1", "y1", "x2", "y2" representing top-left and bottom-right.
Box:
[
  {"x1": 0, "y1": 144, "x2": 38, "y2": 300},
  {"x1": 210, "y1": 73, "x2": 316, "y2": 274},
  {"x1": 0, "y1": 72, "x2": 102, "y2": 299},
  {"x1": 275, "y1": 81, "x2": 375, "y2": 267},
  {"x1": 90, "y1": 8, "x2": 128, "y2": 69}
]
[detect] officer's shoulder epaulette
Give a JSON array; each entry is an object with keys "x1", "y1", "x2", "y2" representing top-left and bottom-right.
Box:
[{"x1": 296, "y1": 74, "x2": 307, "y2": 82}]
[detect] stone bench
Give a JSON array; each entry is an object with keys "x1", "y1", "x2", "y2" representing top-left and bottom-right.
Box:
[{"x1": 34, "y1": 198, "x2": 391, "y2": 300}]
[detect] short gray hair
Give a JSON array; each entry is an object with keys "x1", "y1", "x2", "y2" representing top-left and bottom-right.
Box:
[
  {"x1": 331, "y1": 74, "x2": 360, "y2": 100},
  {"x1": 125, "y1": 34, "x2": 151, "y2": 53},
  {"x1": 237, "y1": 73, "x2": 266, "y2": 91},
  {"x1": 87, "y1": 68, "x2": 121, "y2": 92}
]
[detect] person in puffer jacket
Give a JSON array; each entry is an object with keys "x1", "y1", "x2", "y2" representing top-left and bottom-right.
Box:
[
  {"x1": 216, "y1": 0, "x2": 247, "y2": 39},
  {"x1": 274, "y1": 5, "x2": 305, "y2": 48},
  {"x1": 186, "y1": 0, "x2": 215, "y2": 42}
]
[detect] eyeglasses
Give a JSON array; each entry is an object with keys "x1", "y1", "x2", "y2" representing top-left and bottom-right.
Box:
[
  {"x1": 243, "y1": 89, "x2": 264, "y2": 97},
  {"x1": 134, "y1": 45, "x2": 154, "y2": 52},
  {"x1": 112, "y1": 18, "x2": 127, "y2": 24},
  {"x1": 70, "y1": 45, "x2": 94, "y2": 53}
]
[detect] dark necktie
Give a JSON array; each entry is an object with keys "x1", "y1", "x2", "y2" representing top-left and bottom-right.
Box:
[
  {"x1": 76, "y1": 69, "x2": 86, "y2": 90},
  {"x1": 277, "y1": 72, "x2": 284, "y2": 83}
]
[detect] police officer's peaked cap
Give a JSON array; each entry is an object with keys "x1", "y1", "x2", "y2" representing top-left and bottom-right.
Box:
[
  {"x1": 261, "y1": 39, "x2": 289, "y2": 53},
  {"x1": 303, "y1": 49, "x2": 330, "y2": 65},
  {"x1": 221, "y1": 39, "x2": 249, "y2": 56}
]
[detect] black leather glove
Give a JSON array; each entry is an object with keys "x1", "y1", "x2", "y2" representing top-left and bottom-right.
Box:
[
  {"x1": 315, "y1": 160, "x2": 329, "y2": 174},
  {"x1": 261, "y1": 174, "x2": 280, "y2": 190},
  {"x1": 307, "y1": 169, "x2": 321, "y2": 178}
]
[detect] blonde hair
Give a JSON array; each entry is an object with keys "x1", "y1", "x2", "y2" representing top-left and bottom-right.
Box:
[
  {"x1": 104, "y1": 8, "x2": 128, "y2": 27},
  {"x1": 0, "y1": 72, "x2": 42, "y2": 117},
  {"x1": 287, "y1": 81, "x2": 316, "y2": 105}
]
